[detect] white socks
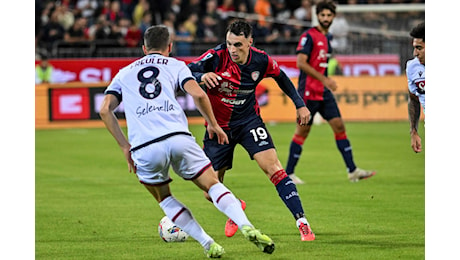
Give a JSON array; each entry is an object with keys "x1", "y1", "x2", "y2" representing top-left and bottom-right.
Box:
[
  {"x1": 296, "y1": 217, "x2": 310, "y2": 228},
  {"x1": 158, "y1": 183, "x2": 253, "y2": 250},
  {"x1": 208, "y1": 182, "x2": 252, "y2": 229},
  {"x1": 159, "y1": 196, "x2": 213, "y2": 249}
]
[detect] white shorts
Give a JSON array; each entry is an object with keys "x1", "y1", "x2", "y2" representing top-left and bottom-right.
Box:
[{"x1": 131, "y1": 134, "x2": 212, "y2": 185}]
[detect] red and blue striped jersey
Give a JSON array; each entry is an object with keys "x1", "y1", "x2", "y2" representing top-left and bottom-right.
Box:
[
  {"x1": 188, "y1": 43, "x2": 282, "y2": 130},
  {"x1": 296, "y1": 27, "x2": 333, "y2": 101}
]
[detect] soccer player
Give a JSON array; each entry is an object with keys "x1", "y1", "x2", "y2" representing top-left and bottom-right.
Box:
[
  {"x1": 187, "y1": 19, "x2": 316, "y2": 241},
  {"x1": 99, "y1": 25, "x2": 275, "y2": 258},
  {"x1": 285, "y1": 0, "x2": 376, "y2": 184},
  {"x1": 406, "y1": 22, "x2": 425, "y2": 153}
]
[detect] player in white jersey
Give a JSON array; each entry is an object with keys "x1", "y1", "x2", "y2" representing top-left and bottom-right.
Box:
[
  {"x1": 405, "y1": 22, "x2": 425, "y2": 153},
  {"x1": 99, "y1": 25, "x2": 275, "y2": 258}
]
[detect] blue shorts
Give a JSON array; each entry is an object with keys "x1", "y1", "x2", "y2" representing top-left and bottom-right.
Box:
[
  {"x1": 203, "y1": 118, "x2": 275, "y2": 171},
  {"x1": 305, "y1": 90, "x2": 341, "y2": 125}
]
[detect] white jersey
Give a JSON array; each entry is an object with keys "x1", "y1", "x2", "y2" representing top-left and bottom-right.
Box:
[
  {"x1": 406, "y1": 57, "x2": 425, "y2": 111},
  {"x1": 105, "y1": 53, "x2": 195, "y2": 150}
]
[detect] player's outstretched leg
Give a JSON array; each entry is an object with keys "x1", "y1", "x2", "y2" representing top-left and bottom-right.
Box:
[
  {"x1": 224, "y1": 199, "x2": 246, "y2": 237},
  {"x1": 241, "y1": 225, "x2": 275, "y2": 254}
]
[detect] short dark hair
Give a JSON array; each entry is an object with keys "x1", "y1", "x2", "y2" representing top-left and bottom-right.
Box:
[
  {"x1": 316, "y1": 1, "x2": 336, "y2": 15},
  {"x1": 226, "y1": 19, "x2": 253, "y2": 38},
  {"x1": 410, "y1": 22, "x2": 424, "y2": 42},
  {"x1": 143, "y1": 25, "x2": 170, "y2": 51}
]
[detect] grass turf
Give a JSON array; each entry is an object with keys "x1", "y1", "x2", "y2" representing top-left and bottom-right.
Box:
[{"x1": 35, "y1": 121, "x2": 424, "y2": 259}]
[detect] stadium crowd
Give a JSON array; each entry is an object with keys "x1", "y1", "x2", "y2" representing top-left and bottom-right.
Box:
[{"x1": 35, "y1": 0, "x2": 424, "y2": 58}]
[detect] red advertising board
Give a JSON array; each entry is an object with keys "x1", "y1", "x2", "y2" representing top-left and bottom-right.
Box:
[
  {"x1": 50, "y1": 88, "x2": 90, "y2": 120},
  {"x1": 35, "y1": 54, "x2": 401, "y2": 83}
]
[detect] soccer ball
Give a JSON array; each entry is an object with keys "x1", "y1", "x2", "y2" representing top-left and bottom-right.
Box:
[{"x1": 158, "y1": 216, "x2": 189, "y2": 242}]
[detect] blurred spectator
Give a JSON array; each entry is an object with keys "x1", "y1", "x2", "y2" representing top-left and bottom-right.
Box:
[
  {"x1": 125, "y1": 19, "x2": 142, "y2": 47},
  {"x1": 253, "y1": 20, "x2": 280, "y2": 44},
  {"x1": 254, "y1": 0, "x2": 272, "y2": 27},
  {"x1": 76, "y1": 0, "x2": 98, "y2": 24},
  {"x1": 183, "y1": 13, "x2": 199, "y2": 38},
  {"x1": 279, "y1": 15, "x2": 304, "y2": 40},
  {"x1": 329, "y1": 12, "x2": 350, "y2": 53},
  {"x1": 118, "y1": 17, "x2": 130, "y2": 37},
  {"x1": 107, "y1": 22, "x2": 126, "y2": 46},
  {"x1": 203, "y1": 0, "x2": 225, "y2": 38},
  {"x1": 197, "y1": 15, "x2": 219, "y2": 43},
  {"x1": 294, "y1": 0, "x2": 313, "y2": 22},
  {"x1": 88, "y1": 14, "x2": 111, "y2": 40},
  {"x1": 162, "y1": 12, "x2": 177, "y2": 41},
  {"x1": 39, "y1": 9, "x2": 66, "y2": 51},
  {"x1": 272, "y1": 0, "x2": 291, "y2": 22},
  {"x1": 179, "y1": 0, "x2": 201, "y2": 22},
  {"x1": 169, "y1": 0, "x2": 182, "y2": 17},
  {"x1": 106, "y1": 0, "x2": 124, "y2": 24},
  {"x1": 99, "y1": 0, "x2": 111, "y2": 16},
  {"x1": 139, "y1": 11, "x2": 153, "y2": 36},
  {"x1": 120, "y1": 0, "x2": 136, "y2": 21},
  {"x1": 217, "y1": 0, "x2": 236, "y2": 20},
  {"x1": 56, "y1": 3, "x2": 75, "y2": 31},
  {"x1": 132, "y1": 0, "x2": 150, "y2": 27},
  {"x1": 203, "y1": 0, "x2": 220, "y2": 19},
  {"x1": 271, "y1": 0, "x2": 292, "y2": 34},
  {"x1": 64, "y1": 17, "x2": 89, "y2": 43},
  {"x1": 236, "y1": 0, "x2": 249, "y2": 13},
  {"x1": 39, "y1": 0, "x2": 55, "y2": 28},
  {"x1": 35, "y1": 55, "x2": 54, "y2": 84},
  {"x1": 175, "y1": 22, "x2": 194, "y2": 56}
]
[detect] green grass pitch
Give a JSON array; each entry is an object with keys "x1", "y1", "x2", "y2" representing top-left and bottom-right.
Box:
[{"x1": 35, "y1": 121, "x2": 424, "y2": 259}]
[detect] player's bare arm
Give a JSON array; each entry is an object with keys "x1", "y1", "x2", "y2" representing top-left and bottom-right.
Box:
[
  {"x1": 408, "y1": 91, "x2": 422, "y2": 153},
  {"x1": 99, "y1": 94, "x2": 136, "y2": 173},
  {"x1": 297, "y1": 53, "x2": 338, "y2": 91},
  {"x1": 183, "y1": 80, "x2": 229, "y2": 145}
]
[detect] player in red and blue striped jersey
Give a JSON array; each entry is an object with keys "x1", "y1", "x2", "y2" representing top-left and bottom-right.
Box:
[
  {"x1": 285, "y1": 1, "x2": 376, "y2": 184},
  {"x1": 188, "y1": 19, "x2": 316, "y2": 241}
]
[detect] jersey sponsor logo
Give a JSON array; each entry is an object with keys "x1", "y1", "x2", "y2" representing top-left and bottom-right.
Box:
[
  {"x1": 318, "y1": 49, "x2": 327, "y2": 60},
  {"x1": 415, "y1": 80, "x2": 425, "y2": 94},
  {"x1": 218, "y1": 81, "x2": 235, "y2": 94},
  {"x1": 318, "y1": 41, "x2": 324, "y2": 46},
  {"x1": 136, "y1": 100, "x2": 175, "y2": 118},
  {"x1": 220, "y1": 97, "x2": 246, "y2": 105},
  {"x1": 285, "y1": 191, "x2": 299, "y2": 200},
  {"x1": 222, "y1": 71, "x2": 231, "y2": 77},
  {"x1": 251, "y1": 71, "x2": 260, "y2": 81}
]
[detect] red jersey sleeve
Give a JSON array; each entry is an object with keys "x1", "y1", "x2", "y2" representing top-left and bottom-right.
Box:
[{"x1": 264, "y1": 55, "x2": 281, "y2": 78}]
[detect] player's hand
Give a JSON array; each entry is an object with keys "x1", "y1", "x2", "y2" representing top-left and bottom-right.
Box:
[
  {"x1": 202, "y1": 72, "x2": 222, "y2": 89},
  {"x1": 296, "y1": 106, "x2": 311, "y2": 126},
  {"x1": 207, "y1": 124, "x2": 229, "y2": 145},
  {"x1": 324, "y1": 77, "x2": 338, "y2": 91},
  {"x1": 122, "y1": 146, "x2": 136, "y2": 173},
  {"x1": 410, "y1": 132, "x2": 422, "y2": 153}
]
